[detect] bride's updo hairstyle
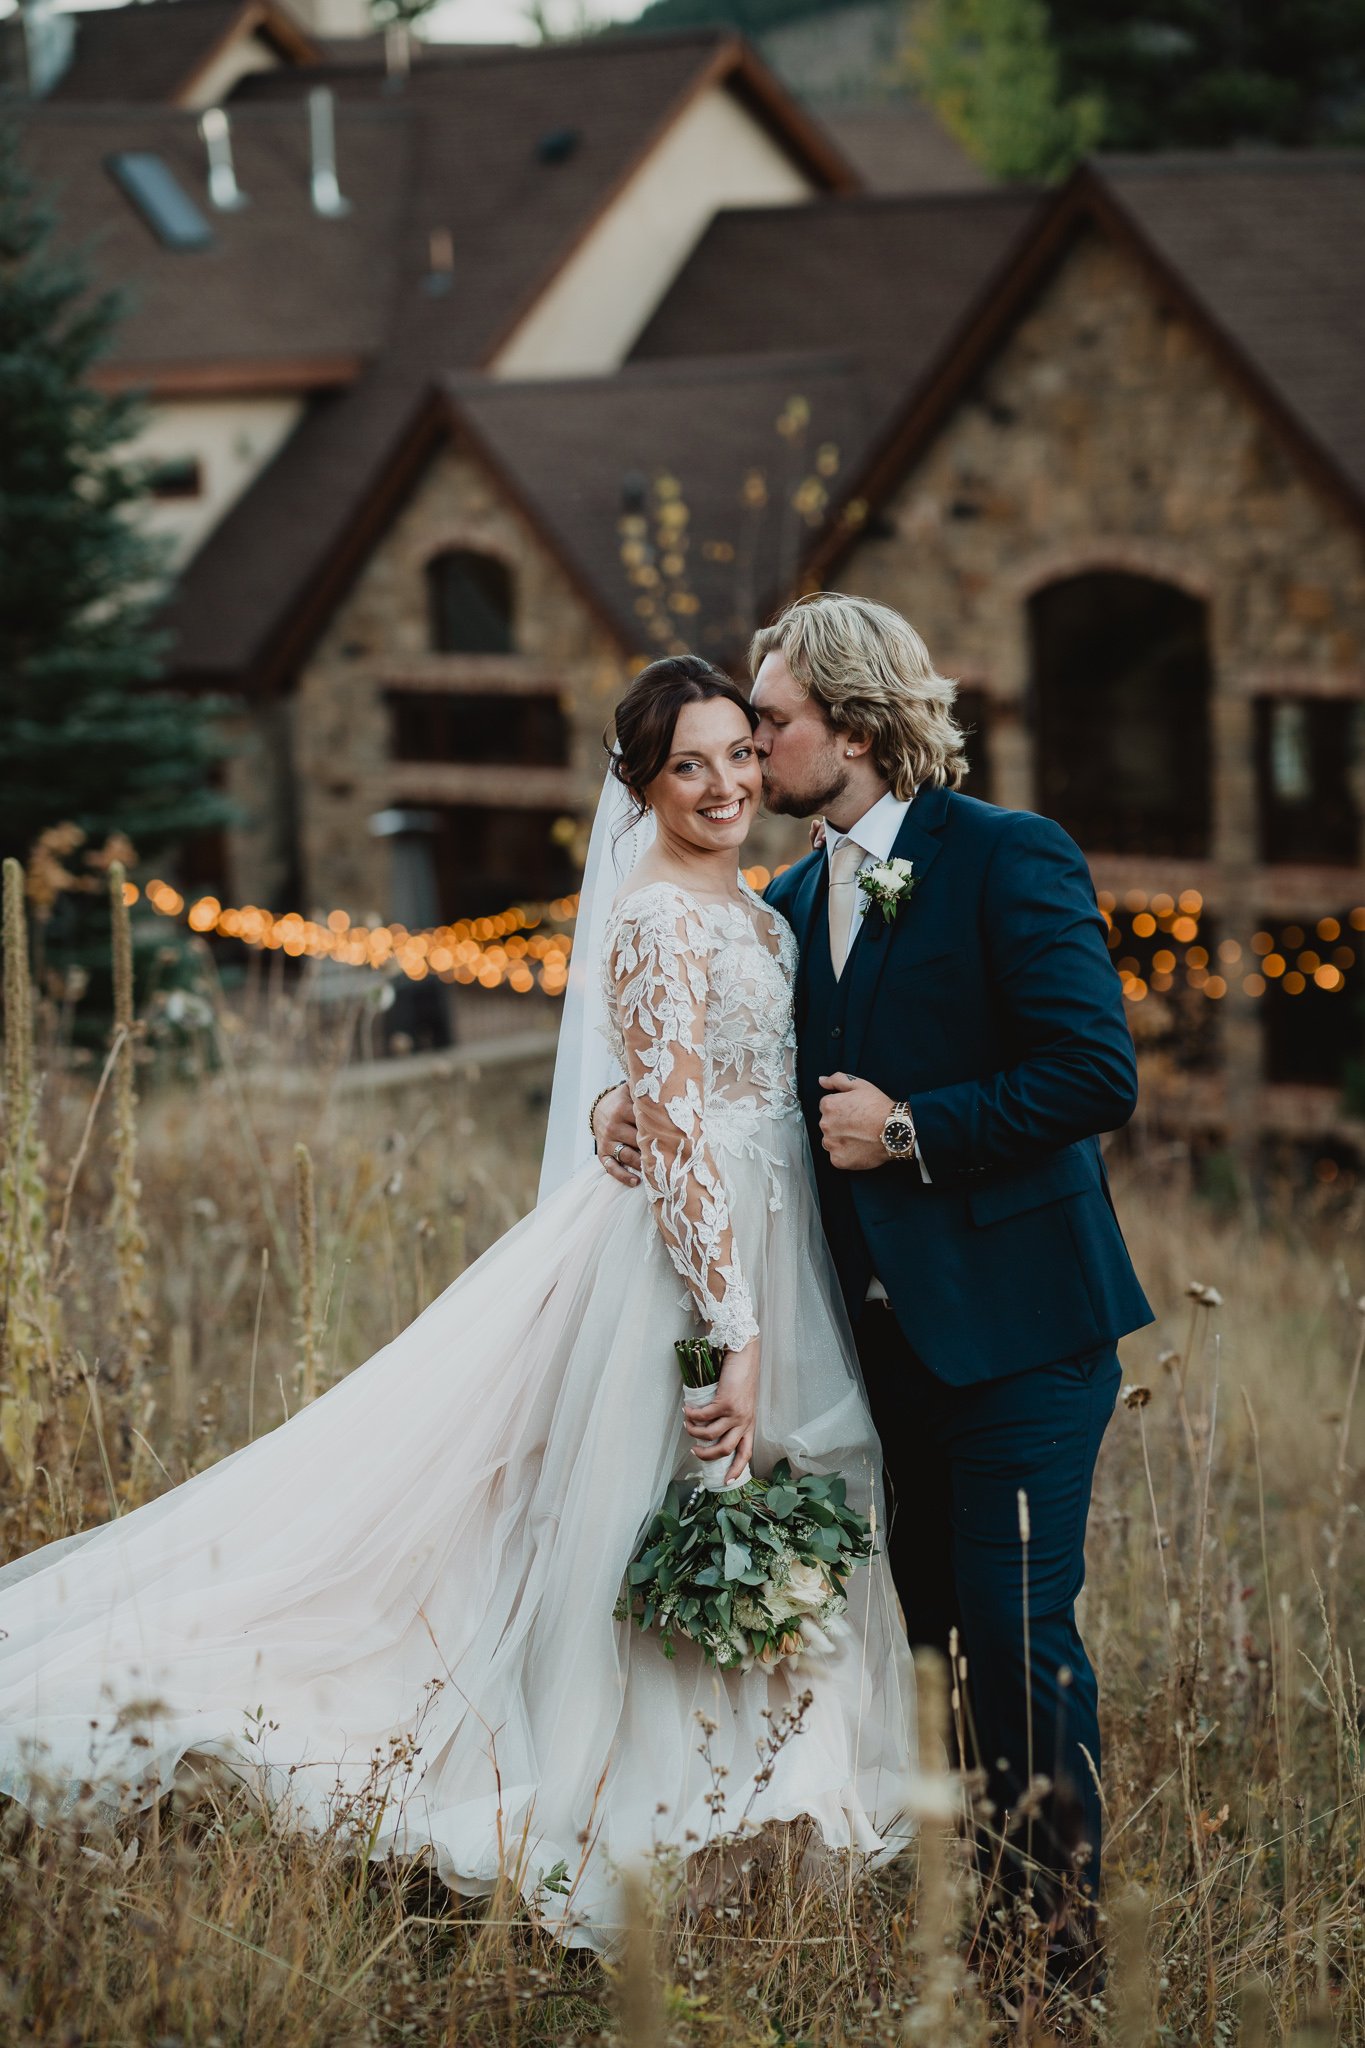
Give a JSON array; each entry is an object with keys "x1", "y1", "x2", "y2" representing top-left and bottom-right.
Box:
[{"x1": 610, "y1": 655, "x2": 757, "y2": 819}]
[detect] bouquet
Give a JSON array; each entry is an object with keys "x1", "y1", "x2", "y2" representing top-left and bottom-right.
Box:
[{"x1": 614, "y1": 1338, "x2": 876, "y2": 1673}]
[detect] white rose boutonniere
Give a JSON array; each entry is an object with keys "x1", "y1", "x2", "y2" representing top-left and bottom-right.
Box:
[{"x1": 857, "y1": 856, "x2": 916, "y2": 925}]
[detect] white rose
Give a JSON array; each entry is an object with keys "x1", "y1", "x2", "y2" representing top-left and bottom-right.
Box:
[{"x1": 782, "y1": 1561, "x2": 833, "y2": 1615}]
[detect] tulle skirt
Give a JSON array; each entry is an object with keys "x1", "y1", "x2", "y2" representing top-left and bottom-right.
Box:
[{"x1": 0, "y1": 1112, "x2": 916, "y2": 1949}]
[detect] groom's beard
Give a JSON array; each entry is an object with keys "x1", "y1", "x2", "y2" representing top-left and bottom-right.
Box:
[{"x1": 761, "y1": 764, "x2": 850, "y2": 821}]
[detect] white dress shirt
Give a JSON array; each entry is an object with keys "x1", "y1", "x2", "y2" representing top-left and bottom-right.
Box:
[
  {"x1": 822, "y1": 792, "x2": 931, "y2": 1304},
  {"x1": 822, "y1": 789, "x2": 912, "y2": 949}
]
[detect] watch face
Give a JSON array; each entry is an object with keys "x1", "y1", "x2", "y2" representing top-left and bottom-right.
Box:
[{"x1": 883, "y1": 1118, "x2": 915, "y2": 1153}]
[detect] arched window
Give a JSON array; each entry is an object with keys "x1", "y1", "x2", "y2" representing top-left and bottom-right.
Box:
[
  {"x1": 426, "y1": 549, "x2": 514, "y2": 655},
  {"x1": 1029, "y1": 571, "x2": 1212, "y2": 858}
]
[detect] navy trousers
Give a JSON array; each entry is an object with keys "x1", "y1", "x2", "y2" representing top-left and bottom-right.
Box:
[{"x1": 854, "y1": 1301, "x2": 1120, "y2": 1912}]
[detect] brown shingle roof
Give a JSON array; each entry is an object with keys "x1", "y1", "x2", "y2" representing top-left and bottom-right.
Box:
[
  {"x1": 818, "y1": 100, "x2": 990, "y2": 196},
  {"x1": 629, "y1": 189, "x2": 1043, "y2": 413},
  {"x1": 47, "y1": 0, "x2": 317, "y2": 105},
  {"x1": 1094, "y1": 153, "x2": 1365, "y2": 511},
  {"x1": 17, "y1": 99, "x2": 411, "y2": 372},
  {"x1": 160, "y1": 31, "x2": 852, "y2": 681},
  {"x1": 232, "y1": 31, "x2": 858, "y2": 335},
  {"x1": 446, "y1": 354, "x2": 875, "y2": 657}
]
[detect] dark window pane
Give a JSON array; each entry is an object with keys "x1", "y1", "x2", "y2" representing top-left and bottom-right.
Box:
[
  {"x1": 430, "y1": 806, "x2": 578, "y2": 917},
  {"x1": 1261, "y1": 907, "x2": 1363, "y2": 1086},
  {"x1": 387, "y1": 691, "x2": 568, "y2": 765},
  {"x1": 148, "y1": 457, "x2": 203, "y2": 500},
  {"x1": 1029, "y1": 572, "x2": 1212, "y2": 857},
  {"x1": 426, "y1": 550, "x2": 514, "y2": 654},
  {"x1": 1104, "y1": 901, "x2": 1221, "y2": 1071},
  {"x1": 1255, "y1": 699, "x2": 1362, "y2": 866}
]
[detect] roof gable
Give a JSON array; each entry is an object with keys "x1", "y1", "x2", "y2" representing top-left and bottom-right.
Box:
[
  {"x1": 165, "y1": 352, "x2": 874, "y2": 682},
  {"x1": 445, "y1": 355, "x2": 875, "y2": 657},
  {"x1": 807, "y1": 152, "x2": 1365, "y2": 583},
  {"x1": 46, "y1": 0, "x2": 319, "y2": 106}
]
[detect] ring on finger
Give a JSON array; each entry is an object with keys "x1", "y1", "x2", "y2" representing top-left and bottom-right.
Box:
[{"x1": 612, "y1": 1141, "x2": 624, "y2": 1161}]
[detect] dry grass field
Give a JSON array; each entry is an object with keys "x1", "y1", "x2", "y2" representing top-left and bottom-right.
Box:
[{"x1": 1, "y1": 883, "x2": 1362, "y2": 2046}]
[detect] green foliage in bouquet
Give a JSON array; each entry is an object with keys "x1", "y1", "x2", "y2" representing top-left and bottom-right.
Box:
[
  {"x1": 615, "y1": 1458, "x2": 875, "y2": 1674},
  {"x1": 675, "y1": 1335, "x2": 722, "y2": 1388}
]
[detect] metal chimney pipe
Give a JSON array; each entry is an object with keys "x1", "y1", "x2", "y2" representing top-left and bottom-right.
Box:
[
  {"x1": 384, "y1": 24, "x2": 412, "y2": 80},
  {"x1": 199, "y1": 107, "x2": 247, "y2": 211},
  {"x1": 308, "y1": 87, "x2": 350, "y2": 219}
]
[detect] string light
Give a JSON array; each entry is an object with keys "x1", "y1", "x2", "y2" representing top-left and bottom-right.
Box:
[
  {"x1": 1094, "y1": 894, "x2": 1365, "y2": 1004},
  {"x1": 135, "y1": 868, "x2": 1361, "y2": 1007},
  {"x1": 138, "y1": 865, "x2": 782, "y2": 995}
]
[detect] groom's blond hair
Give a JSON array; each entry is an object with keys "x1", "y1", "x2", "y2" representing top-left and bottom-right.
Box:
[{"x1": 749, "y1": 592, "x2": 967, "y2": 796}]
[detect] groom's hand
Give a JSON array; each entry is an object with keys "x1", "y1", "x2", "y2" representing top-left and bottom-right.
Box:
[
  {"x1": 593, "y1": 1083, "x2": 641, "y2": 1186},
  {"x1": 818, "y1": 1072, "x2": 894, "y2": 1171}
]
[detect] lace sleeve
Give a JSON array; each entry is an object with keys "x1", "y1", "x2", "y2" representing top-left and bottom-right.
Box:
[{"x1": 610, "y1": 888, "x2": 760, "y2": 1355}]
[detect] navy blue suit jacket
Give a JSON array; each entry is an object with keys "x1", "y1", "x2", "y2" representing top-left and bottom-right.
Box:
[{"x1": 765, "y1": 785, "x2": 1154, "y2": 1384}]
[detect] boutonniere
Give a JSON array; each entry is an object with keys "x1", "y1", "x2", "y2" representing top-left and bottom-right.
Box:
[{"x1": 857, "y1": 858, "x2": 916, "y2": 924}]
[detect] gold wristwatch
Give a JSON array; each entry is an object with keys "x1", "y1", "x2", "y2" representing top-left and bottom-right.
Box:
[{"x1": 881, "y1": 1101, "x2": 917, "y2": 1162}]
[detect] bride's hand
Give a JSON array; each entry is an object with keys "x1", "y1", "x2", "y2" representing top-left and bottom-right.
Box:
[{"x1": 683, "y1": 1337, "x2": 759, "y2": 1484}]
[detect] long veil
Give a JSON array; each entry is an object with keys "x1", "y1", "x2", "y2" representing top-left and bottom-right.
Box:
[{"x1": 536, "y1": 761, "x2": 654, "y2": 1204}]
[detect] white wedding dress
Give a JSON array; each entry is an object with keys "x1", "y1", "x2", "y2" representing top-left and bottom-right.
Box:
[{"x1": 0, "y1": 875, "x2": 916, "y2": 1950}]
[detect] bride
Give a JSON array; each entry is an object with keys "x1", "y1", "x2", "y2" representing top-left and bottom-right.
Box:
[{"x1": 0, "y1": 654, "x2": 916, "y2": 1951}]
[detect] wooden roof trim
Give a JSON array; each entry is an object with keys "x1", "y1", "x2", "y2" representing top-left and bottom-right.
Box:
[
  {"x1": 481, "y1": 33, "x2": 858, "y2": 371},
  {"x1": 718, "y1": 39, "x2": 860, "y2": 196},
  {"x1": 807, "y1": 163, "x2": 1365, "y2": 586},
  {"x1": 171, "y1": 0, "x2": 323, "y2": 107},
  {"x1": 91, "y1": 354, "x2": 364, "y2": 397}
]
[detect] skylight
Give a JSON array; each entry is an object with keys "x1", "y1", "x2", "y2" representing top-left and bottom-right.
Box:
[{"x1": 105, "y1": 152, "x2": 214, "y2": 251}]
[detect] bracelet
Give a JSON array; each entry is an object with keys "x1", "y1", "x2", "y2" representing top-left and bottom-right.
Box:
[{"x1": 588, "y1": 1082, "x2": 618, "y2": 1147}]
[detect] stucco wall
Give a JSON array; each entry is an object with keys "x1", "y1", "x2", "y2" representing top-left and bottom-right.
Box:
[
  {"x1": 492, "y1": 82, "x2": 814, "y2": 378},
  {"x1": 130, "y1": 396, "x2": 306, "y2": 569},
  {"x1": 182, "y1": 32, "x2": 286, "y2": 110}
]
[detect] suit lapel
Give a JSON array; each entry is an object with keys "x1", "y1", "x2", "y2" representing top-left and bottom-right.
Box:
[
  {"x1": 788, "y1": 849, "x2": 829, "y2": 974},
  {"x1": 842, "y1": 785, "x2": 950, "y2": 1072}
]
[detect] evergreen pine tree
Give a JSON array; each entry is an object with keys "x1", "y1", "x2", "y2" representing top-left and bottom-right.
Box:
[
  {"x1": 0, "y1": 122, "x2": 233, "y2": 1005},
  {"x1": 906, "y1": 0, "x2": 1103, "y2": 182},
  {"x1": 1045, "y1": 0, "x2": 1365, "y2": 152}
]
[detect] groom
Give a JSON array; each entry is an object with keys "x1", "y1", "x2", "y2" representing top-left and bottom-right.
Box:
[{"x1": 595, "y1": 592, "x2": 1152, "y2": 1949}]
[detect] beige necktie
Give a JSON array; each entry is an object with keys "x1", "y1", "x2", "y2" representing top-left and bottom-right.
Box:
[{"x1": 827, "y1": 835, "x2": 864, "y2": 978}]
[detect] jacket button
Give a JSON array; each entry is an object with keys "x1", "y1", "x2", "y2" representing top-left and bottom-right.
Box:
[{"x1": 830, "y1": 1024, "x2": 843, "y2": 1039}]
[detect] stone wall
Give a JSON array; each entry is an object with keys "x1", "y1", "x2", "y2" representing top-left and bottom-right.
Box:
[
  {"x1": 283, "y1": 433, "x2": 629, "y2": 922},
  {"x1": 837, "y1": 222, "x2": 1365, "y2": 1144}
]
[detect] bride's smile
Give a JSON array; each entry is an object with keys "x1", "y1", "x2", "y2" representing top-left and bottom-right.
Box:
[{"x1": 634, "y1": 696, "x2": 764, "y2": 880}]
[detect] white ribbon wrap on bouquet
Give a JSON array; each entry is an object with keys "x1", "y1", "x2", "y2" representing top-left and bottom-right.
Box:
[{"x1": 682, "y1": 1382, "x2": 751, "y2": 1492}]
